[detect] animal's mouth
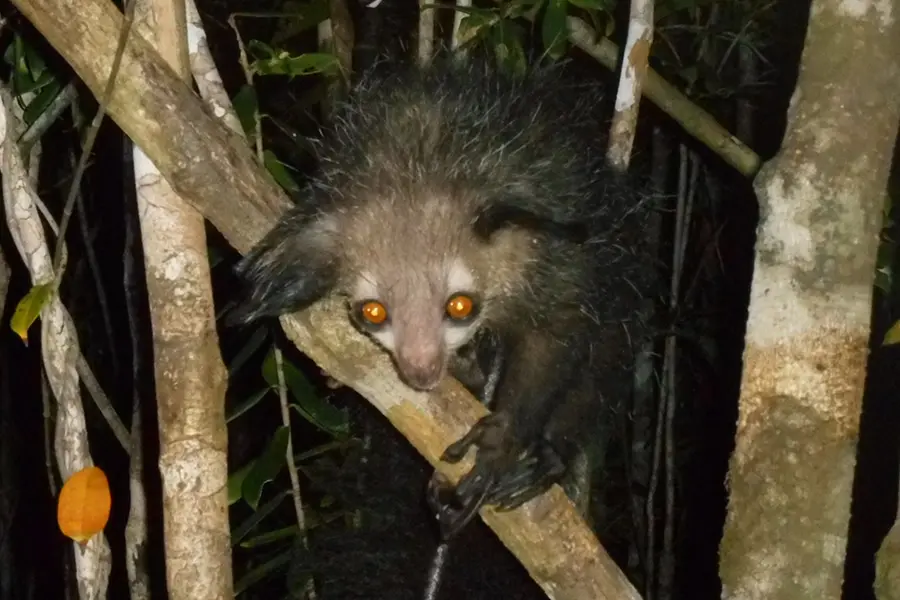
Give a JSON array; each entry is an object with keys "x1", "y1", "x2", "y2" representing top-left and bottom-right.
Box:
[
  {"x1": 396, "y1": 358, "x2": 446, "y2": 391},
  {"x1": 399, "y1": 368, "x2": 444, "y2": 392}
]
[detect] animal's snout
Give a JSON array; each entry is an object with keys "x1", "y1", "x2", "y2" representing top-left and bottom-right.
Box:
[{"x1": 396, "y1": 342, "x2": 445, "y2": 391}]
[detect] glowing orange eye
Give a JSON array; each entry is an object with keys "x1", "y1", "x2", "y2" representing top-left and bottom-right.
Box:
[
  {"x1": 361, "y1": 301, "x2": 388, "y2": 325},
  {"x1": 446, "y1": 294, "x2": 474, "y2": 320}
]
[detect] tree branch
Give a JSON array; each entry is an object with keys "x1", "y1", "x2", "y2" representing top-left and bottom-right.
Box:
[{"x1": 568, "y1": 16, "x2": 759, "y2": 178}]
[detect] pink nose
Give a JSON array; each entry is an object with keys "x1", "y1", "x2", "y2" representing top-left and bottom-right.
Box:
[{"x1": 396, "y1": 345, "x2": 444, "y2": 390}]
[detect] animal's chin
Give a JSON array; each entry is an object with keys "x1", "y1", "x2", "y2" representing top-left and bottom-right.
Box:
[
  {"x1": 391, "y1": 345, "x2": 448, "y2": 391},
  {"x1": 398, "y1": 368, "x2": 444, "y2": 392},
  {"x1": 402, "y1": 376, "x2": 442, "y2": 392}
]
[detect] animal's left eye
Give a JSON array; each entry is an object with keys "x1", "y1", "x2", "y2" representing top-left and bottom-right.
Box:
[
  {"x1": 360, "y1": 300, "x2": 388, "y2": 325},
  {"x1": 446, "y1": 294, "x2": 475, "y2": 321}
]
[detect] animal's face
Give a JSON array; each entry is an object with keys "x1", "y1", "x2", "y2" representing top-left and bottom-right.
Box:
[
  {"x1": 341, "y1": 195, "x2": 485, "y2": 391},
  {"x1": 230, "y1": 185, "x2": 544, "y2": 393}
]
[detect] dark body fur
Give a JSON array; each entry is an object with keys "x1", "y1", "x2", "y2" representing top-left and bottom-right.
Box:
[{"x1": 230, "y1": 57, "x2": 655, "y2": 535}]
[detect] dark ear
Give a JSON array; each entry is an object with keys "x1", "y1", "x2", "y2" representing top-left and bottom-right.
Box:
[
  {"x1": 472, "y1": 202, "x2": 589, "y2": 244},
  {"x1": 225, "y1": 208, "x2": 340, "y2": 326}
]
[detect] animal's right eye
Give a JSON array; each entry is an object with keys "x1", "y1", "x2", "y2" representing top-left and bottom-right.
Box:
[
  {"x1": 446, "y1": 294, "x2": 475, "y2": 321},
  {"x1": 359, "y1": 300, "x2": 388, "y2": 325}
]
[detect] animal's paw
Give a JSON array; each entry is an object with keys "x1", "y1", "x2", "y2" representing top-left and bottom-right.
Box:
[
  {"x1": 480, "y1": 440, "x2": 566, "y2": 511},
  {"x1": 427, "y1": 413, "x2": 566, "y2": 539}
]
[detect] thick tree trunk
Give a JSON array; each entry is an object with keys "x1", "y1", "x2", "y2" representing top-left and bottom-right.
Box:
[
  {"x1": 132, "y1": 0, "x2": 232, "y2": 598},
  {"x1": 718, "y1": 3, "x2": 900, "y2": 599},
  {"x1": 9, "y1": 0, "x2": 641, "y2": 597}
]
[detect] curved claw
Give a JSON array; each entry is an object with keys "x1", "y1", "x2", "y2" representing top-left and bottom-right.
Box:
[{"x1": 426, "y1": 470, "x2": 493, "y2": 540}]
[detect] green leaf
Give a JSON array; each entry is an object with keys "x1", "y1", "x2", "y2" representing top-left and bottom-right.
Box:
[
  {"x1": 241, "y1": 426, "x2": 291, "y2": 510},
  {"x1": 293, "y1": 438, "x2": 356, "y2": 463},
  {"x1": 232, "y1": 489, "x2": 290, "y2": 546},
  {"x1": 207, "y1": 243, "x2": 225, "y2": 269},
  {"x1": 247, "y1": 40, "x2": 278, "y2": 60},
  {"x1": 227, "y1": 461, "x2": 254, "y2": 505},
  {"x1": 231, "y1": 84, "x2": 258, "y2": 139},
  {"x1": 233, "y1": 552, "x2": 292, "y2": 595},
  {"x1": 457, "y1": 12, "x2": 498, "y2": 45},
  {"x1": 2, "y1": 40, "x2": 16, "y2": 70},
  {"x1": 226, "y1": 388, "x2": 271, "y2": 424},
  {"x1": 262, "y1": 349, "x2": 349, "y2": 437},
  {"x1": 6, "y1": 37, "x2": 53, "y2": 95},
  {"x1": 239, "y1": 524, "x2": 302, "y2": 548},
  {"x1": 228, "y1": 326, "x2": 270, "y2": 376},
  {"x1": 250, "y1": 51, "x2": 340, "y2": 78},
  {"x1": 883, "y1": 320, "x2": 900, "y2": 346},
  {"x1": 263, "y1": 150, "x2": 301, "y2": 193},
  {"x1": 10, "y1": 282, "x2": 54, "y2": 345},
  {"x1": 542, "y1": 0, "x2": 568, "y2": 60},
  {"x1": 491, "y1": 21, "x2": 527, "y2": 75},
  {"x1": 240, "y1": 510, "x2": 345, "y2": 548},
  {"x1": 21, "y1": 78, "x2": 63, "y2": 126},
  {"x1": 20, "y1": 38, "x2": 49, "y2": 78},
  {"x1": 13, "y1": 69, "x2": 56, "y2": 97}
]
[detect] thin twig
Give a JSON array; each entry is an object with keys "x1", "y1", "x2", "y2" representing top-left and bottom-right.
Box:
[
  {"x1": 122, "y1": 135, "x2": 150, "y2": 598},
  {"x1": 40, "y1": 370, "x2": 57, "y2": 496},
  {"x1": 70, "y1": 100, "x2": 120, "y2": 381},
  {"x1": 274, "y1": 347, "x2": 315, "y2": 600},
  {"x1": 76, "y1": 353, "x2": 130, "y2": 452}
]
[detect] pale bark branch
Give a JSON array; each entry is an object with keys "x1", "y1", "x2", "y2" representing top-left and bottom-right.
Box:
[
  {"x1": 185, "y1": 0, "x2": 243, "y2": 137},
  {"x1": 418, "y1": 0, "x2": 435, "y2": 66},
  {"x1": 606, "y1": 0, "x2": 653, "y2": 170},
  {"x1": 451, "y1": 0, "x2": 472, "y2": 54}
]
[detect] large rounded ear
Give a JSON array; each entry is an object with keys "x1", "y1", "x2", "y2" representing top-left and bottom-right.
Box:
[
  {"x1": 471, "y1": 201, "x2": 589, "y2": 244},
  {"x1": 226, "y1": 207, "x2": 341, "y2": 326}
]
